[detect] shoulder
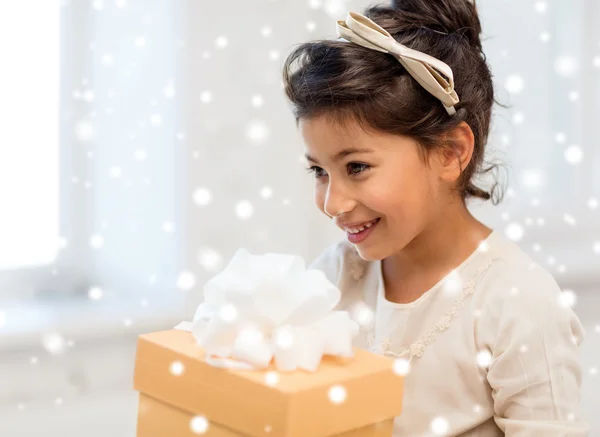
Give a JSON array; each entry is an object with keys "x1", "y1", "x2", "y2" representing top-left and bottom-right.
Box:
[
  {"x1": 479, "y1": 236, "x2": 564, "y2": 312},
  {"x1": 307, "y1": 239, "x2": 369, "y2": 286},
  {"x1": 475, "y1": 235, "x2": 585, "y2": 344}
]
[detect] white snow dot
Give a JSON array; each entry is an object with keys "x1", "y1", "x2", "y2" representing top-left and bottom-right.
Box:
[
  {"x1": 393, "y1": 358, "x2": 411, "y2": 376},
  {"x1": 30, "y1": 356, "x2": 38, "y2": 364},
  {"x1": 476, "y1": 350, "x2": 492, "y2": 368},
  {"x1": 235, "y1": 200, "x2": 254, "y2": 219},
  {"x1": 269, "y1": 50, "x2": 280, "y2": 60},
  {"x1": 109, "y1": 167, "x2": 121, "y2": 178},
  {"x1": 520, "y1": 345, "x2": 528, "y2": 353},
  {"x1": 245, "y1": 120, "x2": 269, "y2": 144},
  {"x1": 176, "y1": 271, "x2": 196, "y2": 291},
  {"x1": 539, "y1": 32, "x2": 551, "y2": 43},
  {"x1": 534, "y1": 1, "x2": 547, "y2": 13},
  {"x1": 554, "y1": 56, "x2": 577, "y2": 77},
  {"x1": 559, "y1": 290, "x2": 577, "y2": 308},
  {"x1": 478, "y1": 241, "x2": 490, "y2": 253},
  {"x1": 265, "y1": 425, "x2": 272, "y2": 433},
  {"x1": 473, "y1": 404, "x2": 482, "y2": 413},
  {"x1": 431, "y1": 417, "x2": 450, "y2": 435},
  {"x1": 265, "y1": 371, "x2": 280, "y2": 386},
  {"x1": 124, "y1": 318, "x2": 133, "y2": 327},
  {"x1": 593, "y1": 241, "x2": 600, "y2": 254},
  {"x1": 190, "y1": 416, "x2": 209, "y2": 434},
  {"x1": 89, "y1": 234, "x2": 105, "y2": 249},
  {"x1": 134, "y1": 37, "x2": 146, "y2": 47},
  {"x1": 215, "y1": 36, "x2": 228, "y2": 48},
  {"x1": 55, "y1": 397, "x2": 63, "y2": 406},
  {"x1": 150, "y1": 114, "x2": 163, "y2": 126},
  {"x1": 328, "y1": 385, "x2": 347, "y2": 404},
  {"x1": 193, "y1": 188, "x2": 212, "y2": 206},
  {"x1": 443, "y1": 270, "x2": 462, "y2": 295},
  {"x1": 521, "y1": 169, "x2": 544, "y2": 189},
  {"x1": 83, "y1": 90, "x2": 95, "y2": 102},
  {"x1": 218, "y1": 304, "x2": 238, "y2": 323},
  {"x1": 260, "y1": 186, "x2": 273, "y2": 199},
  {"x1": 163, "y1": 82, "x2": 176, "y2": 98},
  {"x1": 251, "y1": 94, "x2": 264, "y2": 108},
  {"x1": 75, "y1": 121, "x2": 95, "y2": 142},
  {"x1": 504, "y1": 75, "x2": 524, "y2": 94},
  {"x1": 197, "y1": 247, "x2": 222, "y2": 272},
  {"x1": 162, "y1": 221, "x2": 175, "y2": 233},
  {"x1": 306, "y1": 21, "x2": 317, "y2": 32},
  {"x1": 564, "y1": 145, "x2": 583, "y2": 164},
  {"x1": 568, "y1": 91, "x2": 579, "y2": 101},
  {"x1": 42, "y1": 333, "x2": 66, "y2": 355},
  {"x1": 510, "y1": 287, "x2": 519, "y2": 295},
  {"x1": 260, "y1": 26, "x2": 272, "y2": 37},
  {"x1": 92, "y1": 0, "x2": 104, "y2": 10},
  {"x1": 200, "y1": 91, "x2": 212, "y2": 103},
  {"x1": 512, "y1": 112, "x2": 525, "y2": 125},
  {"x1": 593, "y1": 56, "x2": 600, "y2": 68},
  {"x1": 352, "y1": 302, "x2": 374, "y2": 326},
  {"x1": 505, "y1": 223, "x2": 525, "y2": 241},
  {"x1": 563, "y1": 214, "x2": 577, "y2": 226},
  {"x1": 555, "y1": 132, "x2": 567, "y2": 143},
  {"x1": 115, "y1": 0, "x2": 127, "y2": 8},
  {"x1": 134, "y1": 149, "x2": 147, "y2": 161},
  {"x1": 170, "y1": 360, "x2": 185, "y2": 376},
  {"x1": 88, "y1": 287, "x2": 103, "y2": 301},
  {"x1": 532, "y1": 243, "x2": 542, "y2": 252},
  {"x1": 274, "y1": 329, "x2": 294, "y2": 349},
  {"x1": 588, "y1": 197, "x2": 598, "y2": 209}
]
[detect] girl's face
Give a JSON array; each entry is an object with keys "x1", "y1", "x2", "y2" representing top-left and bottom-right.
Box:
[{"x1": 300, "y1": 115, "x2": 449, "y2": 261}]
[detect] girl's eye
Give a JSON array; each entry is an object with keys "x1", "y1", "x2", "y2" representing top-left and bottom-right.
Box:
[
  {"x1": 347, "y1": 162, "x2": 370, "y2": 176},
  {"x1": 306, "y1": 166, "x2": 327, "y2": 178}
]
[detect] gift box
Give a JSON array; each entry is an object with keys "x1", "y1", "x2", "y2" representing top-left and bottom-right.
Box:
[{"x1": 133, "y1": 328, "x2": 404, "y2": 437}]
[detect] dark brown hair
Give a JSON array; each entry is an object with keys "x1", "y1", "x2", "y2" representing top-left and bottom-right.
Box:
[{"x1": 282, "y1": 0, "x2": 504, "y2": 204}]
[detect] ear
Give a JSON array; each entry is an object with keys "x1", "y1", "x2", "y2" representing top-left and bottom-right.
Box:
[{"x1": 434, "y1": 121, "x2": 475, "y2": 183}]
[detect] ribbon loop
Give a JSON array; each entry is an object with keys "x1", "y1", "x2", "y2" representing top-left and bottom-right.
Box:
[{"x1": 336, "y1": 11, "x2": 460, "y2": 115}]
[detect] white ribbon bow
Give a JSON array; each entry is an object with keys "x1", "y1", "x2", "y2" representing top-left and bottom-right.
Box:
[
  {"x1": 336, "y1": 11, "x2": 460, "y2": 115},
  {"x1": 182, "y1": 249, "x2": 359, "y2": 372}
]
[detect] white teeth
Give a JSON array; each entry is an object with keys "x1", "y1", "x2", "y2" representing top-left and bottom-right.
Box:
[{"x1": 346, "y1": 219, "x2": 378, "y2": 233}]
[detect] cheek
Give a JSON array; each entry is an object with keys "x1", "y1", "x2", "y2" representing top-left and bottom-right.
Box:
[{"x1": 314, "y1": 184, "x2": 326, "y2": 214}]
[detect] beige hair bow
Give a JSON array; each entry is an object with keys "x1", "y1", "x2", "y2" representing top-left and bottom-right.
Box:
[{"x1": 336, "y1": 11, "x2": 460, "y2": 115}]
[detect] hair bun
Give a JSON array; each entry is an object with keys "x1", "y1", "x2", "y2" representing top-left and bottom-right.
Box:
[{"x1": 388, "y1": 0, "x2": 483, "y2": 49}]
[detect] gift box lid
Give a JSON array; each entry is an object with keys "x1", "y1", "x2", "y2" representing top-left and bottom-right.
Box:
[{"x1": 134, "y1": 329, "x2": 403, "y2": 437}]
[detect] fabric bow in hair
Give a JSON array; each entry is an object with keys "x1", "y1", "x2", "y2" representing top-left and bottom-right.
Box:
[{"x1": 336, "y1": 11, "x2": 460, "y2": 115}]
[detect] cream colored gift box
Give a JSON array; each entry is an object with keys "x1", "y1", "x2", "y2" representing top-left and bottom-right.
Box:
[{"x1": 133, "y1": 329, "x2": 404, "y2": 437}]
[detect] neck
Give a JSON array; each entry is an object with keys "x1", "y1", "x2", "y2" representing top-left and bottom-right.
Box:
[{"x1": 383, "y1": 200, "x2": 492, "y2": 283}]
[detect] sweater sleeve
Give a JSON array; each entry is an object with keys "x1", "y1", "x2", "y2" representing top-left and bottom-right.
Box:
[{"x1": 475, "y1": 263, "x2": 590, "y2": 436}]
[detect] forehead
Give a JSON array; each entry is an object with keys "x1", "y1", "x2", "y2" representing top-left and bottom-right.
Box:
[
  {"x1": 299, "y1": 115, "x2": 366, "y2": 146},
  {"x1": 299, "y1": 115, "x2": 418, "y2": 158}
]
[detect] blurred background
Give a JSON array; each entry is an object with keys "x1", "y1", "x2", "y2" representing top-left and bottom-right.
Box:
[{"x1": 0, "y1": 0, "x2": 598, "y2": 436}]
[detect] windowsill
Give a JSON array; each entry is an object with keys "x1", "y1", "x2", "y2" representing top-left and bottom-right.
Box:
[{"x1": 0, "y1": 293, "x2": 188, "y2": 353}]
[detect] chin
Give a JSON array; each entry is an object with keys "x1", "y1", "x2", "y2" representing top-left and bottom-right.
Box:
[{"x1": 352, "y1": 243, "x2": 388, "y2": 262}]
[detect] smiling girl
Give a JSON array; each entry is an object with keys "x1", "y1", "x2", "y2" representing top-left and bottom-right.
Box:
[{"x1": 282, "y1": 0, "x2": 588, "y2": 436}]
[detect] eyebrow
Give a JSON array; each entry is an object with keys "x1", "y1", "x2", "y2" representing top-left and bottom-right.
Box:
[{"x1": 305, "y1": 147, "x2": 374, "y2": 164}]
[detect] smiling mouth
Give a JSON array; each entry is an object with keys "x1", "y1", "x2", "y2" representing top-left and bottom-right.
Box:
[{"x1": 344, "y1": 218, "x2": 380, "y2": 234}]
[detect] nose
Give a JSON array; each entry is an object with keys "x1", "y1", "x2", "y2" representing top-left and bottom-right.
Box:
[{"x1": 323, "y1": 178, "x2": 357, "y2": 218}]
